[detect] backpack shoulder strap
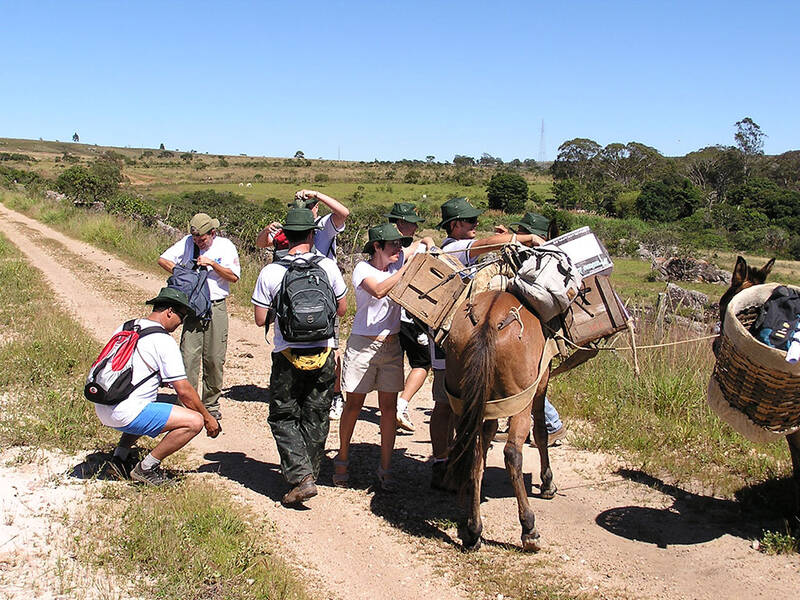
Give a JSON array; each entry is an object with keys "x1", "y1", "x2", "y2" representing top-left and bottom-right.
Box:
[
  {"x1": 122, "y1": 319, "x2": 136, "y2": 332},
  {"x1": 137, "y1": 325, "x2": 169, "y2": 338}
]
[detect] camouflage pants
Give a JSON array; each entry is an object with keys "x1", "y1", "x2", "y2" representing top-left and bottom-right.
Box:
[{"x1": 268, "y1": 350, "x2": 335, "y2": 485}]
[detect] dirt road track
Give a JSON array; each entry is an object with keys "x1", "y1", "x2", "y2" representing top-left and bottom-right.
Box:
[{"x1": 3, "y1": 201, "x2": 800, "y2": 600}]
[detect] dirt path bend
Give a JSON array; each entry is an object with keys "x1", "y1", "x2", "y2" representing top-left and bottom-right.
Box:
[{"x1": 3, "y1": 201, "x2": 800, "y2": 600}]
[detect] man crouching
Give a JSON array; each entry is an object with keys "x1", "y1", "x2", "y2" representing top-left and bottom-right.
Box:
[{"x1": 95, "y1": 288, "x2": 221, "y2": 486}]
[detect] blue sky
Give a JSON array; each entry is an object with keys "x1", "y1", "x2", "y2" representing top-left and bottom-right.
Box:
[{"x1": 1, "y1": 1, "x2": 797, "y2": 161}]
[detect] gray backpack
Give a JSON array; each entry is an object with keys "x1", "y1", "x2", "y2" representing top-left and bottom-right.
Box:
[
  {"x1": 509, "y1": 247, "x2": 583, "y2": 321},
  {"x1": 275, "y1": 255, "x2": 337, "y2": 342}
]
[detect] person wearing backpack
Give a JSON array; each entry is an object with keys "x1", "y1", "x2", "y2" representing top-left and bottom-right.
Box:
[
  {"x1": 93, "y1": 288, "x2": 221, "y2": 486},
  {"x1": 251, "y1": 207, "x2": 348, "y2": 507},
  {"x1": 255, "y1": 190, "x2": 351, "y2": 422},
  {"x1": 157, "y1": 213, "x2": 241, "y2": 421}
]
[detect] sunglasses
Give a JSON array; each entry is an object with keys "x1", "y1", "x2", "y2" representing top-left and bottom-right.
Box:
[
  {"x1": 172, "y1": 307, "x2": 188, "y2": 323},
  {"x1": 460, "y1": 217, "x2": 478, "y2": 225}
]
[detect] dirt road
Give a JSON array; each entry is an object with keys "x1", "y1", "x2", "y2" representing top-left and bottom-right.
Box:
[{"x1": 2, "y1": 202, "x2": 799, "y2": 600}]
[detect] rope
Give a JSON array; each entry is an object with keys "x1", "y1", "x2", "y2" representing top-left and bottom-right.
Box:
[
  {"x1": 507, "y1": 304, "x2": 525, "y2": 339},
  {"x1": 550, "y1": 329, "x2": 718, "y2": 353}
]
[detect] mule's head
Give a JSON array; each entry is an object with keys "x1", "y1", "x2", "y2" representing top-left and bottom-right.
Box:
[{"x1": 713, "y1": 255, "x2": 775, "y2": 355}]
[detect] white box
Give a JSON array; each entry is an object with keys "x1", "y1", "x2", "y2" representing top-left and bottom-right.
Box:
[{"x1": 544, "y1": 226, "x2": 613, "y2": 277}]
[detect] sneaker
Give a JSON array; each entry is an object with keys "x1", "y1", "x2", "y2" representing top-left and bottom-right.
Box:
[
  {"x1": 530, "y1": 425, "x2": 567, "y2": 448},
  {"x1": 131, "y1": 461, "x2": 175, "y2": 487},
  {"x1": 282, "y1": 474, "x2": 318, "y2": 506},
  {"x1": 329, "y1": 394, "x2": 344, "y2": 420},
  {"x1": 396, "y1": 410, "x2": 415, "y2": 432}
]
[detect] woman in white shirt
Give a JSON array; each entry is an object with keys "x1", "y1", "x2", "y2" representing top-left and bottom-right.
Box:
[{"x1": 335, "y1": 223, "x2": 431, "y2": 491}]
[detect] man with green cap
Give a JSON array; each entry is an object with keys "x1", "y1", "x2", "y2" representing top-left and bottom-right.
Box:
[
  {"x1": 252, "y1": 207, "x2": 348, "y2": 506},
  {"x1": 94, "y1": 288, "x2": 221, "y2": 486},
  {"x1": 430, "y1": 198, "x2": 549, "y2": 488},
  {"x1": 495, "y1": 211, "x2": 566, "y2": 446},
  {"x1": 158, "y1": 212, "x2": 241, "y2": 421}
]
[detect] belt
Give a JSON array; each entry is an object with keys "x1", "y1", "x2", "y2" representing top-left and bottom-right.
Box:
[{"x1": 211, "y1": 298, "x2": 227, "y2": 305}]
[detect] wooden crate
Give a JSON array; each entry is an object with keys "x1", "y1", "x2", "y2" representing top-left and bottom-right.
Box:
[
  {"x1": 388, "y1": 252, "x2": 467, "y2": 330},
  {"x1": 563, "y1": 274, "x2": 627, "y2": 346}
]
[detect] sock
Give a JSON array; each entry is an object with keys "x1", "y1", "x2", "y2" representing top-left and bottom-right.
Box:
[
  {"x1": 113, "y1": 446, "x2": 132, "y2": 460},
  {"x1": 140, "y1": 453, "x2": 161, "y2": 471},
  {"x1": 397, "y1": 397, "x2": 408, "y2": 415}
]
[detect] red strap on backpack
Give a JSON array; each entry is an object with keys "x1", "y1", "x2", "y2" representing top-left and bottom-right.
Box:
[{"x1": 91, "y1": 331, "x2": 140, "y2": 370}]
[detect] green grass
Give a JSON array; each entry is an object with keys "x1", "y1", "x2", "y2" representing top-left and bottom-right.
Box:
[
  {"x1": 760, "y1": 529, "x2": 799, "y2": 554},
  {"x1": 0, "y1": 231, "x2": 113, "y2": 453},
  {"x1": 72, "y1": 480, "x2": 311, "y2": 600}
]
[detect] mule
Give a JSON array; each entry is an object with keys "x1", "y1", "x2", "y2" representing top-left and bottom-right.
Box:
[
  {"x1": 716, "y1": 255, "x2": 800, "y2": 529},
  {"x1": 444, "y1": 289, "x2": 556, "y2": 551}
]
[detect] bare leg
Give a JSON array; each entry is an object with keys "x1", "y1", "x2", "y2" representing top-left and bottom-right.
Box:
[
  {"x1": 377, "y1": 391, "x2": 398, "y2": 472},
  {"x1": 149, "y1": 406, "x2": 204, "y2": 461},
  {"x1": 401, "y1": 367, "x2": 429, "y2": 406},
  {"x1": 505, "y1": 407, "x2": 541, "y2": 551},
  {"x1": 337, "y1": 392, "x2": 366, "y2": 463}
]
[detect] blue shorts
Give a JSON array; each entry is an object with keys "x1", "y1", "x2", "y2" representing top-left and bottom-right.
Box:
[{"x1": 114, "y1": 402, "x2": 173, "y2": 438}]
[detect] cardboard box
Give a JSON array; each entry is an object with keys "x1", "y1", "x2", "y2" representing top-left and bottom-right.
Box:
[
  {"x1": 545, "y1": 226, "x2": 613, "y2": 277},
  {"x1": 563, "y1": 274, "x2": 628, "y2": 346},
  {"x1": 388, "y1": 252, "x2": 467, "y2": 330}
]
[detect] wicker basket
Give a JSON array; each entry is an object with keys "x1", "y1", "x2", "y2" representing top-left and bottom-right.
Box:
[{"x1": 711, "y1": 283, "x2": 800, "y2": 434}]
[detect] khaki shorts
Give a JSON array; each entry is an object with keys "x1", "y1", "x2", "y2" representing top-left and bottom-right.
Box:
[
  {"x1": 433, "y1": 368, "x2": 448, "y2": 405},
  {"x1": 342, "y1": 334, "x2": 404, "y2": 394}
]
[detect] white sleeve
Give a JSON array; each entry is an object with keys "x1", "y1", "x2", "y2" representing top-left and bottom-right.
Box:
[
  {"x1": 154, "y1": 336, "x2": 186, "y2": 383},
  {"x1": 352, "y1": 261, "x2": 370, "y2": 290},
  {"x1": 160, "y1": 235, "x2": 190, "y2": 263},
  {"x1": 251, "y1": 267, "x2": 275, "y2": 309},
  {"x1": 221, "y1": 239, "x2": 241, "y2": 278},
  {"x1": 326, "y1": 260, "x2": 348, "y2": 300}
]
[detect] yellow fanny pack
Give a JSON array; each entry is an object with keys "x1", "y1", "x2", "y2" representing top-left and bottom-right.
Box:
[{"x1": 280, "y1": 347, "x2": 332, "y2": 371}]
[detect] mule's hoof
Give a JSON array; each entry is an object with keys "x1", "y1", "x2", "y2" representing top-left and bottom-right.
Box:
[
  {"x1": 462, "y1": 536, "x2": 482, "y2": 552},
  {"x1": 539, "y1": 484, "x2": 557, "y2": 500},
  {"x1": 522, "y1": 531, "x2": 541, "y2": 552}
]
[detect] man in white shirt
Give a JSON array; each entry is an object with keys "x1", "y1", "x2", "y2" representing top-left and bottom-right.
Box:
[
  {"x1": 252, "y1": 207, "x2": 347, "y2": 506},
  {"x1": 430, "y1": 197, "x2": 546, "y2": 490},
  {"x1": 96, "y1": 287, "x2": 221, "y2": 486},
  {"x1": 158, "y1": 213, "x2": 241, "y2": 420}
]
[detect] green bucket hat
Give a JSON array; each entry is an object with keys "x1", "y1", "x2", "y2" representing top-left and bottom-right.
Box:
[
  {"x1": 384, "y1": 202, "x2": 425, "y2": 223},
  {"x1": 437, "y1": 197, "x2": 483, "y2": 229},
  {"x1": 362, "y1": 223, "x2": 412, "y2": 254},
  {"x1": 288, "y1": 196, "x2": 319, "y2": 210},
  {"x1": 511, "y1": 212, "x2": 550, "y2": 237},
  {"x1": 188, "y1": 213, "x2": 220, "y2": 235},
  {"x1": 282, "y1": 207, "x2": 322, "y2": 231},
  {"x1": 146, "y1": 287, "x2": 195, "y2": 317}
]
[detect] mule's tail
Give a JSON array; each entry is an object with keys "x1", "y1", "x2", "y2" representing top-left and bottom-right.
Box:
[{"x1": 447, "y1": 316, "x2": 497, "y2": 492}]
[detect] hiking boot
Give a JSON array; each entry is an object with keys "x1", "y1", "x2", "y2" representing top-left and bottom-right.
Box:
[
  {"x1": 396, "y1": 410, "x2": 415, "y2": 432},
  {"x1": 131, "y1": 461, "x2": 175, "y2": 487},
  {"x1": 329, "y1": 394, "x2": 344, "y2": 420},
  {"x1": 282, "y1": 474, "x2": 318, "y2": 506},
  {"x1": 530, "y1": 425, "x2": 567, "y2": 448}
]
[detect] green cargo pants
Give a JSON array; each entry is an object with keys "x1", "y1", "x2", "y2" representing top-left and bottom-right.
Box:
[
  {"x1": 268, "y1": 350, "x2": 335, "y2": 485},
  {"x1": 180, "y1": 299, "x2": 228, "y2": 412}
]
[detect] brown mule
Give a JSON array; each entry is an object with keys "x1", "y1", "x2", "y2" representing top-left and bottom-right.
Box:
[
  {"x1": 716, "y1": 255, "x2": 800, "y2": 529},
  {"x1": 444, "y1": 290, "x2": 556, "y2": 551}
]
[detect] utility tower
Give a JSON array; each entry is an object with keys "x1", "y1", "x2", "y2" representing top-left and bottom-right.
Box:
[{"x1": 538, "y1": 119, "x2": 546, "y2": 163}]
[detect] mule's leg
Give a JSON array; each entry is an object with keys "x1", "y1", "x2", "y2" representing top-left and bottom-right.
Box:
[
  {"x1": 787, "y1": 431, "x2": 800, "y2": 532},
  {"x1": 461, "y1": 433, "x2": 485, "y2": 551},
  {"x1": 505, "y1": 409, "x2": 541, "y2": 552},
  {"x1": 531, "y1": 389, "x2": 557, "y2": 499}
]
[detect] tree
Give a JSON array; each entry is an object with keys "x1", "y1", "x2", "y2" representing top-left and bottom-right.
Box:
[
  {"x1": 294, "y1": 150, "x2": 305, "y2": 159},
  {"x1": 453, "y1": 155, "x2": 475, "y2": 167},
  {"x1": 426, "y1": 155, "x2": 435, "y2": 163},
  {"x1": 683, "y1": 145, "x2": 744, "y2": 205},
  {"x1": 735, "y1": 117, "x2": 766, "y2": 179},
  {"x1": 159, "y1": 143, "x2": 165, "y2": 150},
  {"x1": 486, "y1": 172, "x2": 528, "y2": 213},
  {"x1": 479, "y1": 153, "x2": 503, "y2": 167},
  {"x1": 551, "y1": 138, "x2": 601, "y2": 184},
  {"x1": 72, "y1": 132, "x2": 79, "y2": 143},
  {"x1": 636, "y1": 174, "x2": 701, "y2": 222}
]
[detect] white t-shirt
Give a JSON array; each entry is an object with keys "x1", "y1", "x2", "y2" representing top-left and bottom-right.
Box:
[
  {"x1": 351, "y1": 258, "x2": 404, "y2": 337},
  {"x1": 251, "y1": 251, "x2": 347, "y2": 352},
  {"x1": 314, "y1": 213, "x2": 344, "y2": 260},
  {"x1": 94, "y1": 319, "x2": 187, "y2": 428},
  {"x1": 160, "y1": 235, "x2": 241, "y2": 301}
]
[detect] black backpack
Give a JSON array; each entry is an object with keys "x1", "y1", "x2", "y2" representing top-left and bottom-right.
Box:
[
  {"x1": 275, "y1": 255, "x2": 337, "y2": 342},
  {"x1": 750, "y1": 286, "x2": 800, "y2": 350}
]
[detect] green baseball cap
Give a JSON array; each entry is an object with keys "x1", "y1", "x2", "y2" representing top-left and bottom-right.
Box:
[
  {"x1": 146, "y1": 287, "x2": 195, "y2": 316},
  {"x1": 511, "y1": 212, "x2": 550, "y2": 237},
  {"x1": 437, "y1": 197, "x2": 483, "y2": 229},
  {"x1": 362, "y1": 223, "x2": 412, "y2": 254},
  {"x1": 282, "y1": 207, "x2": 322, "y2": 232},
  {"x1": 384, "y1": 202, "x2": 425, "y2": 223}
]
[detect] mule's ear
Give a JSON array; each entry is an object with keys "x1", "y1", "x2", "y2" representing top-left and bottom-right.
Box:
[
  {"x1": 547, "y1": 219, "x2": 559, "y2": 240},
  {"x1": 761, "y1": 258, "x2": 775, "y2": 279},
  {"x1": 731, "y1": 256, "x2": 748, "y2": 287}
]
